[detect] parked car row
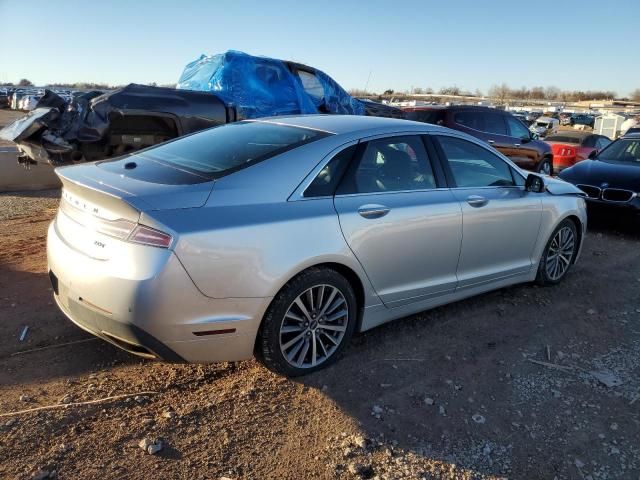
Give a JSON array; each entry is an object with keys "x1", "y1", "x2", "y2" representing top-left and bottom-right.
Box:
[
  {"x1": 1, "y1": 87, "x2": 79, "y2": 110},
  {"x1": 402, "y1": 105, "x2": 554, "y2": 174}
]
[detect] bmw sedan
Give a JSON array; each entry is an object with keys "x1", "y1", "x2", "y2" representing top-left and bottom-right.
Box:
[
  {"x1": 48, "y1": 115, "x2": 587, "y2": 376},
  {"x1": 558, "y1": 133, "x2": 640, "y2": 215}
]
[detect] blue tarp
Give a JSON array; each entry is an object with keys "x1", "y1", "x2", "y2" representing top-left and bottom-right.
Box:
[{"x1": 176, "y1": 50, "x2": 365, "y2": 119}]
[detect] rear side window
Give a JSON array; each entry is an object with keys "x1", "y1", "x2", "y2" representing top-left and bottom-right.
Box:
[
  {"x1": 296, "y1": 70, "x2": 324, "y2": 101},
  {"x1": 338, "y1": 136, "x2": 436, "y2": 194},
  {"x1": 484, "y1": 113, "x2": 508, "y2": 135},
  {"x1": 304, "y1": 145, "x2": 357, "y2": 197},
  {"x1": 435, "y1": 136, "x2": 516, "y2": 188},
  {"x1": 454, "y1": 111, "x2": 483, "y2": 131},
  {"x1": 406, "y1": 110, "x2": 445, "y2": 125},
  {"x1": 103, "y1": 121, "x2": 330, "y2": 183}
]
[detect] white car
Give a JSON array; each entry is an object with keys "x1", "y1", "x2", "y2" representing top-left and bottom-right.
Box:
[{"x1": 530, "y1": 117, "x2": 559, "y2": 138}]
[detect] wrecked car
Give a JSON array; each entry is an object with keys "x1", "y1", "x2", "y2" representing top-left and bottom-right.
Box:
[{"x1": 1, "y1": 50, "x2": 404, "y2": 167}]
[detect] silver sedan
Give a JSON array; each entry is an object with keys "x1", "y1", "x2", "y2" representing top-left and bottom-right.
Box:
[{"x1": 47, "y1": 115, "x2": 587, "y2": 376}]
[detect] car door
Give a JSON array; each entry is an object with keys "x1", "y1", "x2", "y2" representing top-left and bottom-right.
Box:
[
  {"x1": 432, "y1": 134, "x2": 543, "y2": 289},
  {"x1": 333, "y1": 134, "x2": 462, "y2": 307},
  {"x1": 505, "y1": 114, "x2": 539, "y2": 170}
]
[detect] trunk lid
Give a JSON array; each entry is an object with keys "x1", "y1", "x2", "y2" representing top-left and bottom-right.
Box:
[{"x1": 54, "y1": 161, "x2": 213, "y2": 259}]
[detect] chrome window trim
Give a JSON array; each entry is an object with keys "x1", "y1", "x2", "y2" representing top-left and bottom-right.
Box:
[{"x1": 290, "y1": 131, "x2": 436, "y2": 201}]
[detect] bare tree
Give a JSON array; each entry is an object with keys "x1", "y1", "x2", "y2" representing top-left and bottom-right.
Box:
[
  {"x1": 18, "y1": 78, "x2": 34, "y2": 87},
  {"x1": 631, "y1": 89, "x2": 640, "y2": 102},
  {"x1": 439, "y1": 85, "x2": 461, "y2": 96},
  {"x1": 488, "y1": 83, "x2": 511, "y2": 104}
]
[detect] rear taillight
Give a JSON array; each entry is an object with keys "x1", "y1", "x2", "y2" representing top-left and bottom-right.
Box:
[{"x1": 128, "y1": 225, "x2": 173, "y2": 248}]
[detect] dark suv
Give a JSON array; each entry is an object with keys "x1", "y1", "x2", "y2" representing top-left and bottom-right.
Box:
[{"x1": 403, "y1": 106, "x2": 554, "y2": 174}]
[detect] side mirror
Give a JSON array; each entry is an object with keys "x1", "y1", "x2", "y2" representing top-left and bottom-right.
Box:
[
  {"x1": 525, "y1": 174, "x2": 545, "y2": 193},
  {"x1": 588, "y1": 150, "x2": 597, "y2": 160},
  {"x1": 531, "y1": 132, "x2": 540, "y2": 140}
]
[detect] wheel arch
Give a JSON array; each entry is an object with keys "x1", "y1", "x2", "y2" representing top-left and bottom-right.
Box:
[
  {"x1": 562, "y1": 214, "x2": 584, "y2": 264},
  {"x1": 254, "y1": 261, "x2": 368, "y2": 353}
]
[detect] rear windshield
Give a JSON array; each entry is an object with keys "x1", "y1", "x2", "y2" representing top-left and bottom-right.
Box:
[
  {"x1": 100, "y1": 121, "x2": 330, "y2": 183},
  {"x1": 545, "y1": 135, "x2": 581, "y2": 144}
]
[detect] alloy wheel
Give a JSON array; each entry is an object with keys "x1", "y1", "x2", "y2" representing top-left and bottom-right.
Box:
[
  {"x1": 279, "y1": 284, "x2": 349, "y2": 369},
  {"x1": 545, "y1": 226, "x2": 575, "y2": 281},
  {"x1": 540, "y1": 161, "x2": 552, "y2": 175}
]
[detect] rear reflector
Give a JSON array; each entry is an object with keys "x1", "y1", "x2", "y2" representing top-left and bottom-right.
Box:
[
  {"x1": 128, "y1": 224, "x2": 173, "y2": 248},
  {"x1": 192, "y1": 328, "x2": 237, "y2": 336}
]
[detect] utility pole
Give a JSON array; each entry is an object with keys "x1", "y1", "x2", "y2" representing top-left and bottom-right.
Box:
[{"x1": 364, "y1": 70, "x2": 372, "y2": 94}]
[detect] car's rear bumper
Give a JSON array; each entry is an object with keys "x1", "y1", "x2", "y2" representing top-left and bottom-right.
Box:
[
  {"x1": 552, "y1": 155, "x2": 576, "y2": 173},
  {"x1": 47, "y1": 220, "x2": 273, "y2": 363}
]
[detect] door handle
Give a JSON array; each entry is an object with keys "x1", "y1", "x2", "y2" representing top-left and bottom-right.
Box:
[
  {"x1": 514, "y1": 143, "x2": 521, "y2": 148},
  {"x1": 358, "y1": 204, "x2": 390, "y2": 219},
  {"x1": 488, "y1": 140, "x2": 495, "y2": 145},
  {"x1": 466, "y1": 195, "x2": 488, "y2": 207}
]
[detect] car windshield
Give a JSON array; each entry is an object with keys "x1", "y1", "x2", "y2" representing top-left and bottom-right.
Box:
[
  {"x1": 546, "y1": 135, "x2": 581, "y2": 144},
  {"x1": 597, "y1": 138, "x2": 640, "y2": 164},
  {"x1": 129, "y1": 121, "x2": 330, "y2": 178}
]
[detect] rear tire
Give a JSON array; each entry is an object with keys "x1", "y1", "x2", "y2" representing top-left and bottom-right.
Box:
[
  {"x1": 536, "y1": 219, "x2": 578, "y2": 285},
  {"x1": 537, "y1": 158, "x2": 552, "y2": 175},
  {"x1": 257, "y1": 268, "x2": 357, "y2": 377}
]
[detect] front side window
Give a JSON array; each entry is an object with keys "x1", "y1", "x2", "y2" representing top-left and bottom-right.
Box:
[
  {"x1": 435, "y1": 136, "x2": 516, "y2": 188},
  {"x1": 506, "y1": 116, "x2": 531, "y2": 139},
  {"x1": 338, "y1": 136, "x2": 436, "y2": 194}
]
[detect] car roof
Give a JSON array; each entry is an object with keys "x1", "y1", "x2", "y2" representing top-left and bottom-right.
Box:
[
  {"x1": 547, "y1": 131, "x2": 592, "y2": 139},
  {"x1": 251, "y1": 114, "x2": 444, "y2": 135}
]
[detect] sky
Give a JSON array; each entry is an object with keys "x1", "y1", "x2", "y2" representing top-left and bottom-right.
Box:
[{"x1": 0, "y1": 0, "x2": 638, "y2": 96}]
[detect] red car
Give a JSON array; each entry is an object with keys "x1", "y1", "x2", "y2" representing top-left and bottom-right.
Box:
[{"x1": 545, "y1": 132, "x2": 611, "y2": 173}]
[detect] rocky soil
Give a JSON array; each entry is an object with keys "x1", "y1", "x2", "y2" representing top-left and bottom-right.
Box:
[{"x1": 0, "y1": 107, "x2": 639, "y2": 479}]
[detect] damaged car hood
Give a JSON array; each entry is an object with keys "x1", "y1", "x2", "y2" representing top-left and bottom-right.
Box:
[
  {"x1": 0, "y1": 107, "x2": 59, "y2": 143},
  {"x1": 544, "y1": 176, "x2": 585, "y2": 196}
]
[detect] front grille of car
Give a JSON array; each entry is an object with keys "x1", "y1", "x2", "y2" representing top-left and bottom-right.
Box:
[
  {"x1": 601, "y1": 188, "x2": 635, "y2": 202},
  {"x1": 577, "y1": 184, "x2": 600, "y2": 199}
]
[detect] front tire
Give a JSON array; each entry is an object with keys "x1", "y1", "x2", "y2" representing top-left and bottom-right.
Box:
[
  {"x1": 257, "y1": 268, "x2": 357, "y2": 376},
  {"x1": 536, "y1": 219, "x2": 578, "y2": 285}
]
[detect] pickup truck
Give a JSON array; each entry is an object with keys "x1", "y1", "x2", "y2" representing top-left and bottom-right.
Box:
[{"x1": 1, "y1": 51, "x2": 404, "y2": 167}]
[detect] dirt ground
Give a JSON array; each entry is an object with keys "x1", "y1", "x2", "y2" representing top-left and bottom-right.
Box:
[
  {"x1": 1, "y1": 110, "x2": 639, "y2": 480},
  {"x1": 0, "y1": 109, "x2": 25, "y2": 148}
]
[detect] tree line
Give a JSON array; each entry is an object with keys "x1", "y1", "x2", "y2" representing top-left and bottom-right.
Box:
[{"x1": 354, "y1": 85, "x2": 640, "y2": 103}]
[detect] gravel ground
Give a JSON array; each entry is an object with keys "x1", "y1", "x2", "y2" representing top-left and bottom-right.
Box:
[
  {"x1": 0, "y1": 107, "x2": 639, "y2": 479},
  {"x1": 0, "y1": 193, "x2": 639, "y2": 480},
  {"x1": 0, "y1": 109, "x2": 25, "y2": 148},
  {"x1": 0, "y1": 190, "x2": 60, "y2": 221}
]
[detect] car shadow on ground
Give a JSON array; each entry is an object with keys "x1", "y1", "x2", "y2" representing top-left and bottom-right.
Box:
[{"x1": 0, "y1": 267, "x2": 141, "y2": 387}]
